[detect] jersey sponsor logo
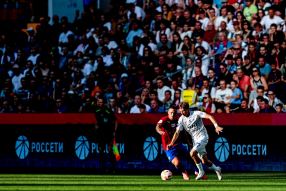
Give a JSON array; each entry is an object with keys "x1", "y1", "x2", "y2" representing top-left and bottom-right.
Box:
[
  {"x1": 75, "y1": 136, "x2": 90, "y2": 160},
  {"x1": 171, "y1": 123, "x2": 176, "y2": 128},
  {"x1": 214, "y1": 137, "x2": 230, "y2": 162},
  {"x1": 143, "y1": 137, "x2": 158, "y2": 161},
  {"x1": 15, "y1": 135, "x2": 29, "y2": 159}
]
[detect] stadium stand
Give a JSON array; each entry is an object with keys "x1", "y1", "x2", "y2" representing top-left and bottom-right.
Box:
[{"x1": 0, "y1": 0, "x2": 285, "y2": 114}]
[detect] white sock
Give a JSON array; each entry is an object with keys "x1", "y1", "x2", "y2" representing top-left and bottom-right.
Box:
[
  {"x1": 210, "y1": 164, "x2": 219, "y2": 171},
  {"x1": 196, "y1": 163, "x2": 204, "y2": 173}
]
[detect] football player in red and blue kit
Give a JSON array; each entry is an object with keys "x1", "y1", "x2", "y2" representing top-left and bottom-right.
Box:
[{"x1": 156, "y1": 105, "x2": 207, "y2": 180}]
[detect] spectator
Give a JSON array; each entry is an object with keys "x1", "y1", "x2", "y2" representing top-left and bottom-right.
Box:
[
  {"x1": 80, "y1": 97, "x2": 96, "y2": 113},
  {"x1": 214, "y1": 79, "x2": 233, "y2": 113},
  {"x1": 201, "y1": 93, "x2": 216, "y2": 113},
  {"x1": 11, "y1": 64, "x2": 24, "y2": 91},
  {"x1": 212, "y1": 32, "x2": 233, "y2": 75},
  {"x1": 215, "y1": 6, "x2": 228, "y2": 31},
  {"x1": 208, "y1": 68, "x2": 218, "y2": 89},
  {"x1": 225, "y1": 55, "x2": 237, "y2": 74},
  {"x1": 58, "y1": 24, "x2": 74, "y2": 45},
  {"x1": 126, "y1": 21, "x2": 143, "y2": 46},
  {"x1": 121, "y1": 97, "x2": 133, "y2": 114},
  {"x1": 237, "y1": 69, "x2": 250, "y2": 98},
  {"x1": 201, "y1": 79, "x2": 216, "y2": 102},
  {"x1": 148, "y1": 99, "x2": 165, "y2": 113},
  {"x1": 162, "y1": 90, "x2": 173, "y2": 112},
  {"x1": 202, "y1": 21, "x2": 217, "y2": 47},
  {"x1": 172, "y1": 89, "x2": 182, "y2": 107},
  {"x1": 260, "y1": 8, "x2": 284, "y2": 30},
  {"x1": 108, "y1": 98, "x2": 121, "y2": 114},
  {"x1": 55, "y1": 98, "x2": 68, "y2": 113},
  {"x1": 150, "y1": 91, "x2": 163, "y2": 106},
  {"x1": 225, "y1": 80, "x2": 243, "y2": 113},
  {"x1": 217, "y1": 63, "x2": 233, "y2": 86},
  {"x1": 257, "y1": 98, "x2": 276, "y2": 113},
  {"x1": 138, "y1": 104, "x2": 147, "y2": 113},
  {"x1": 275, "y1": 103, "x2": 285, "y2": 113},
  {"x1": 242, "y1": 55, "x2": 254, "y2": 76},
  {"x1": 268, "y1": 62, "x2": 281, "y2": 90},
  {"x1": 141, "y1": 88, "x2": 151, "y2": 105},
  {"x1": 182, "y1": 79, "x2": 197, "y2": 107},
  {"x1": 243, "y1": 0, "x2": 258, "y2": 21},
  {"x1": 239, "y1": 98, "x2": 254, "y2": 113},
  {"x1": 157, "y1": 78, "x2": 171, "y2": 102},
  {"x1": 267, "y1": 90, "x2": 286, "y2": 112},
  {"x1": 253, "y1": 86, "x2": 269, "y2": 113},
  {"x1": 130, "y1": 94, "x2": 151, "y2": 113},
  {"x1": 249, "y1": 66, "x2": 268, "y2": 103}
]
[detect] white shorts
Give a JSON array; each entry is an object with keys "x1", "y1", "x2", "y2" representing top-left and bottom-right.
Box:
[{"x1": 192, "y1": 138, "x2": 208, "y2": 159}]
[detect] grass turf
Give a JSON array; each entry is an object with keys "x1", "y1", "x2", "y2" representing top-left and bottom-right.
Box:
[{"x1": 0, "y1": 172, "x2": 286, "y2": 190}]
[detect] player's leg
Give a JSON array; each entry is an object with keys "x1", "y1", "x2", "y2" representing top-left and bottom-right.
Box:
[
  {"x1": 164, "y1": 146, "x2": 189, "y2": 180},
  {"x1": 190, "y1": 139, "x2": 209, "y2": 180},
  {"x1": 107, "y1": 143, "x2": 116, "y2": 173},
  {"x1": 98, "y1": 146, "x2": 107, "y2": 172},
  {"x1": 176, "y1": 143, "x2": 199, "y2": 174},
  {"x1": 201, "y1": 154, "x2": 222, "y2": 180},
  {"x1": 183, "y1": 152, "x2": 208, "y2": 180}
]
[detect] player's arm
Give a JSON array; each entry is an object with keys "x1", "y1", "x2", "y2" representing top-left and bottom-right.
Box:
[
  {"x1": 204, "y1": 113, "x2": 223, "y2": 135},
  {"x1": 167, "y1": 130, "x2": 180, "y2": 150},
  {"x1": 155, "y1": 124, "x2": 165, "y2": 135}
]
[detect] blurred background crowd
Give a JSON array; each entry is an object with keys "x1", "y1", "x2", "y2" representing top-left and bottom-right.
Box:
[{"x1": 0, "y1": 0, "x2": 285, "y2": 114}]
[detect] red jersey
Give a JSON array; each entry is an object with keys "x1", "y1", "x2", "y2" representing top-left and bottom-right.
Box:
[{"x1": 157, "y1": 116, "x2": 181, "y2": 150}]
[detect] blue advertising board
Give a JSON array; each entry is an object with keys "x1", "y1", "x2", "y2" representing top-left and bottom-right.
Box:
[{"x1": 1, "y1": 124, "x2": 285, "y2": 172}]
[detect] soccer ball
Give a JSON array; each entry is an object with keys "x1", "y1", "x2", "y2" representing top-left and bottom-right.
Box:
[{"x1": 161, "y1": 170, "x2": 172, "y2": 180}]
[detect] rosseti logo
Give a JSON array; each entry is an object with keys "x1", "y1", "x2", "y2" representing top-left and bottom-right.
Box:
[
  {"x1": 214, "y1": 137, "x2": 230, "y2": 162},
  {"x1": 15, "y1": 135, "x2": 29, "y2": 159},
  {"x1": 143, "y1": 136, "x2": 158, "y2": 161},
  {"x1": 75, "y1": 136, "x2": 89, "y2": 160}
]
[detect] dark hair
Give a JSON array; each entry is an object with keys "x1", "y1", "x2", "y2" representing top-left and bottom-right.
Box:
[
  {"x1": 179, "y1": 101, "x2": 189, "y2": 109},
  {"x1": 276, "y1": 103, "x2": 283, "y2": 108},
  {"x1": 208, "y1": 68, "x2": 216, "y2": 73},
  {"x1": 165, "y1": 90, "x2": 171, "y2": 95},
  {"x1": 261, "y1": 98, "x2": 268, "y2": 104},
  {"x1": 169, "y1": 105, "x2": 178, "y2": 110},
  {"x1": 270, "y1": 23, "x2": 277, "y2": 28},
  {"x1": 195, "y1": 46, "x2": 207, "y2": 55},
  {"x1": 241, "y1": 98, "x2": 248, "y2": 103},
  {"x1": 231, "y1": 80, "x2": 238, "y2": 85},
  {"x1": 256, "y1": 96, "x2": 264, "y2": 101},
  {"x1": 257, "y1": 86, "x2": 264, "y2": 91},
  {"x1": 150, "y1": 91, "x2": 158, "y2": 96}
]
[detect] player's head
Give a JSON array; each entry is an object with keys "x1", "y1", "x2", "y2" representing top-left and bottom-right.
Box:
[
  {"x1": 179, "y1": 101, "x2": 190, "y2": 116},
  {"x1": 168, "y1": 105, "x2": 177, "y2": 120}
]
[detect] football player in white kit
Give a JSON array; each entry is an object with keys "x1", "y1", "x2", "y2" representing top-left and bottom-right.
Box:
[{"x1": 167, "y1": 101, "x2": 224, "y2": 180}]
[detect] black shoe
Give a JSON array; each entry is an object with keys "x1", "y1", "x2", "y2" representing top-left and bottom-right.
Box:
[{"x1": 105, "y1": 168, "x2": 109, "y2": 173}]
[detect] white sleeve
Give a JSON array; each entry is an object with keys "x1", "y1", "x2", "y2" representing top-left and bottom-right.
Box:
[
  {"x1": 194, "y1": 111, "x2": 207, "y2": 118},
  {"x1": 211, "y1": 87, "x2": 216, "y2": 99},
  {"x1": 176, "y1": 117, "x2": 184, "y2": 131},
  {"x1": 253, "y1": 99, "x2": 259, "y2": 109},
  {"x1": 260, "y1": 16, "x2": 265, "y2": 26}
]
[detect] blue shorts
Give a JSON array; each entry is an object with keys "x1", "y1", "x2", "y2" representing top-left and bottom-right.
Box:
[{"x1": 164, "y1": 143, "x2": 190, "y2": 162}]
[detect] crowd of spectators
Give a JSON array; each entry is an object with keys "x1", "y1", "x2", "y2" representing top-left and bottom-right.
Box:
[{"x1": 0, "y1": 0, "x2": 285, "y2": 114}]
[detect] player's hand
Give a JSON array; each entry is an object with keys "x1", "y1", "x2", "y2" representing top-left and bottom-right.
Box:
[
  {"x1": 215, "y1": 126, "x2": 223, "y2": 135},
  {"x1": 167, "y1": 144, "x2": 173, "y2": 150},
  {"x1": 95, "y1": 125, "x2": 99, "y2": 130},
  {"x1": 158, "y1": 131, "x2": 165, "y2": 135}
]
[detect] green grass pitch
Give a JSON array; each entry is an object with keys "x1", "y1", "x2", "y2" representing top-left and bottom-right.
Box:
[{"x1": 0, "y1": 172, "x2": 286, "y2": 190}]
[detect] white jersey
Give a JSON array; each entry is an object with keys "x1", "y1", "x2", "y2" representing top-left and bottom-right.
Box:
[{"x1": 177, "y1": 111, "x2": 208, "y2": 142}]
